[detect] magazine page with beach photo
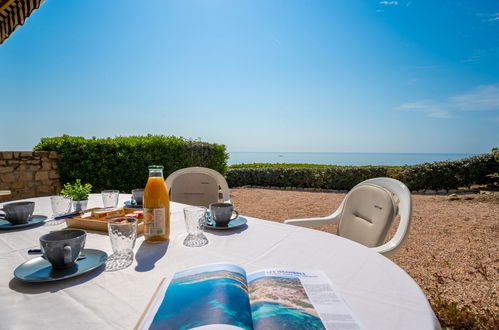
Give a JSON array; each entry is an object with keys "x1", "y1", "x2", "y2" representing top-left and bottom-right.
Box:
[
  {"x1": 136, "y1": 263, "x2": 364, "y2": 330},
  {"x1": 247, "y1": 269, "x2": 364, "y2": 330}
]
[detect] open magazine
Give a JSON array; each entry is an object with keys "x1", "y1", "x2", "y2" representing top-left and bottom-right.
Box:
[{"x1": 136, "y1": 263, "x2": 365, "y2": 330}]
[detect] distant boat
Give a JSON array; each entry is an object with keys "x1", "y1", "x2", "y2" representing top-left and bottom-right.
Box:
[{"x1": 278, "y1": 154, "x2": 284, "y2": 157}]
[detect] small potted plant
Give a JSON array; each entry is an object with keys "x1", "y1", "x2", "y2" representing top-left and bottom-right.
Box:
[{"x1": 60, "y1": 179, "x2": 93, "y2": 212}]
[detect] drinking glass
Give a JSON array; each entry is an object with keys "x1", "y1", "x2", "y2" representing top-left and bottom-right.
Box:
[
  {"x1": 46, "y1": 196, "x2": 72, "y2": 225},
  {"x1": 106, "y1": 216, "x2": 137, "y2": 271},
  {"x1": 102, "y1": 190, "x2": 119, "y2": 208},
  {"x1": 183, "y1": 206, "x2": 208, "y2": 247}
]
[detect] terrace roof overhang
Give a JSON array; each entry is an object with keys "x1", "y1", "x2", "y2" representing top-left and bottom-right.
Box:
[{"x1": 0, "y1": 0, "x2": 45, "y2": 45}]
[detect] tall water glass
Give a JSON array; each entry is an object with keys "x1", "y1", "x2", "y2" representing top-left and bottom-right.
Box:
[
  {"x1": 102, "y1": 190, "x2": 120, "y2": 208},
  {"x1": 46, "y1": 196, "x2": 72, "y2": 225},
  {"x1": 183, "y1": 206, "x2": 208, "y2": 247},
  {"x1": 106, "y1": 217, "x2": 137, "y2": 271}
]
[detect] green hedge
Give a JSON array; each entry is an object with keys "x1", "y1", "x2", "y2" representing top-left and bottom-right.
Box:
[
  {"x1": 227, "y1": 153, "x2": 499, "y2": 191},
  {"x1": 227, "y1": 167, "x2": 388, "y2": 190},
  {"x1": 397, "y1": 153, "x2": 498, "y2": 190},
  {"x1": 34, "y1": 135, "x2": 228, "y2": 193}
]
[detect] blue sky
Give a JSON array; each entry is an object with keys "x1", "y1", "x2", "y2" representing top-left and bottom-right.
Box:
[{"x1": 0, "y1": 0, "x2": 498, "y2": 153}]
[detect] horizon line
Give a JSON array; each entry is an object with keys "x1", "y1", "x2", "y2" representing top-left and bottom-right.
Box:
[{"x1": 228, "y1": 151, "x2": 482, "y2": 155}]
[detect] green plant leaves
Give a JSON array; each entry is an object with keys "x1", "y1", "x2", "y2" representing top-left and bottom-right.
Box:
[{"x1": 60, "y1": 179, "x2": 92, "y2": 201}]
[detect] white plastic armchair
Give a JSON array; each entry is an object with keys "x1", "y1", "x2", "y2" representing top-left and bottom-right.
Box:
[
  {"x1": 165, "y1": 167, "x2": 231, "y2": 208},
  {"x1": 284, "y1": 178, "x2": 412, "y2": 257}
]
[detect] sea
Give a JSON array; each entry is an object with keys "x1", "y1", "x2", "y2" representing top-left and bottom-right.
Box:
[
  {"x1": 151, "y1": 276, "x2": 252, "y2": 329},
  {"x1": 228, "y1": 152, "x2": 478, "y2": 166}
]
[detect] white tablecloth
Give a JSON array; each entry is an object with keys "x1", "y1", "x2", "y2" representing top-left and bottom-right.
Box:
[{"x1": 0, "y1": 194, "x2": 440, "y2": 329}]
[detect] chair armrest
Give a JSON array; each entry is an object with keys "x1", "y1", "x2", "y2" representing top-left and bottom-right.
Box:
[
  {"x1": 373, "y1": 215, "x2": 411, "y2": 258},
  {"x1": 372, "y1": 241, "x2": 400, "y2": 257},
  {"x1": 284, "y1": 216, "x2": 340, "y2": 227},
  {"x1": 284, "y1": 205, "x2": 343, "y2": 227}
]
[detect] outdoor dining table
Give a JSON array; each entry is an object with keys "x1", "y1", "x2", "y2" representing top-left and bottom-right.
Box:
[{"x1": 0, "y1": 194, "x2": 440, "y2": 330}]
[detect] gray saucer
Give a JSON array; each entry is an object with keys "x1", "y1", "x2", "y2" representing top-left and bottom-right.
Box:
[
  {"x1": 124, "y1": 201, "x2": 142, "y2": 209},
  {"x1": 14, "y1": 249, "x2": 108, "y2": 282},
  {"x1": 0, "y1": 215, "x2": 47, "y2": 230},
  {"x1": 204, "y1": 216, "x2": 247, "y2": 230}
]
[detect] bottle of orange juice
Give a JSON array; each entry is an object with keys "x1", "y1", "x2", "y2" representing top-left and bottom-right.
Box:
[{"x1": 143, "y1": 165, "x2": 170, "y2": 243}]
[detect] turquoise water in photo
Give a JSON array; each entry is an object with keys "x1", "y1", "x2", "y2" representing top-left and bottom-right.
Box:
[
  {"x1": 150, "y1": 276, "x2": 252, "y2": 330},
  {"x1": 251, "y1": 301, "x2": 325, "y2": 329},
  {"x1": 228, "y1": 152, "x2": 477, "y2": 166}
]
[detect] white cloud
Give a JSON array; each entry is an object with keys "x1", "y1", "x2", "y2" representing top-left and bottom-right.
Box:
[
  {"x1": 398, "y1": 84, "x2": 499, "y2": 119},
  {"x1": 477, "y1": 13, "x2": 499, "y2": 22},
  {"x1": 450, "y1": 85, "x2": 499, "y2": 111},
  {"x1": 461, "y1": 55, "x2": 482, "y2": 64},
  {"x1": 485, "y1": 13, "x2": 499, "y2": 22},
  {"x1": 398, "y1": 101, "x2": 451, "y2": 118},
  {"x1": 379, "y1": 1, "x2": 399, "y2": 5}
]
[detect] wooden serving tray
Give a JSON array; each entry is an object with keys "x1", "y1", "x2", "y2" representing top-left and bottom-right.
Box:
[{"x1": 65, "y1": 213, "x2": 144, "y2": 234}]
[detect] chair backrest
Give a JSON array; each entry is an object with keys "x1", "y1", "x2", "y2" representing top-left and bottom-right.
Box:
[
  {"x1": 337, "y1": 183, "x2": 399, "y2": 247},
  {"x1": 283, "y1": 177, "x2": 411, "y2": 257},
  {"x1": 165, "y1": 167, "x2": 230, "y2": 207},
  {"x1": 358, "y1": 178, "x2": 412, "y2": 256}
]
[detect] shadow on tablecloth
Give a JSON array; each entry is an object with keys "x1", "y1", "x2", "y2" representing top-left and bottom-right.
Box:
[{"x1": 134, "y1": 240, "x2": 169, "y2": 272}]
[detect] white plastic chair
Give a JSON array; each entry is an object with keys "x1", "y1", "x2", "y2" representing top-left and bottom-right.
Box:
[
  {"x1": 165, "y1": 167, "x2": 231, "y2": 207},
  {"x1": 284, "y1": 178, "x2": 412, "y2": 257}
]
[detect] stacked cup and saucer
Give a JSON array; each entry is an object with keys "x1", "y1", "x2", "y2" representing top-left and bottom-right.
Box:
[
  {"x1": 14, "y1": 229, "x2": 108, "y2": 282},
  {"x1": 205, "y1": 203, "x2": 247, "y2": 230},
  {"x1": 124, "y1": 189, "x2": 143, "y2": 209},
  {"x1": 0, "y1": 202, "x2": 47, "y2": 229}
]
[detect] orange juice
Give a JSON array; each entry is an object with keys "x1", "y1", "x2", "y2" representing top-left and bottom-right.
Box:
[{"x1": 143, "y1": 166, "x2": 170, "y2": 242}]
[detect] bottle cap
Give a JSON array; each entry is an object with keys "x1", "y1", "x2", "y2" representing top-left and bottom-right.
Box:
[{"x1": 148, "y1": 165, "x2": 164, "y2": 170}]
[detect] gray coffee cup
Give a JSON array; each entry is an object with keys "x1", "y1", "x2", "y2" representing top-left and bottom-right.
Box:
[
  {"x1": 131, "y1": 189, "x2": 144, "y2": 205},
  {"x1": 0, "y1": 201, "x2": 35, "y2": 225},
  {"x1": 209, "y1": 203, "x2": 239, "y2": 227},
  {"x1": 40, "y1": 229, "x2": 87, "y2": 269}
]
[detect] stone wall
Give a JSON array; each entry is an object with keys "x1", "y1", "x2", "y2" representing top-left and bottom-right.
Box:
[{"x1": 0, "y1": 151, "x2": 60, "y2": 202}]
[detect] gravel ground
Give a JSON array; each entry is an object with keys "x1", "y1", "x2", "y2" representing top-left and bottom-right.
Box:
[{"x1": 230, "y1": 188, "x2": 499, "y2": 324}]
